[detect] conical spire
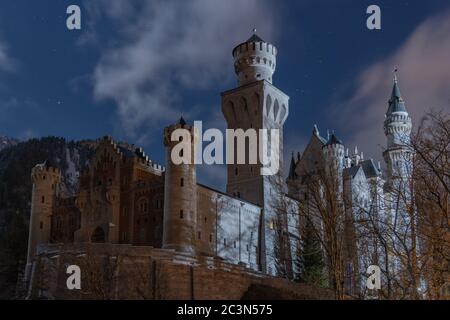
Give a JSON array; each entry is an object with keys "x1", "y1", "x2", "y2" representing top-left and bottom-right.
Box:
[
  {"x1": 247, "y1": 28, "x2": 264, "y2": 43},
  {"x1": 178, "y1": 116, "x2": 186, "y2": 126},
  {"x1": 288, "y1": 152, "x2": 297, "y2": 179},
  {"x1": 387, "y1": 69, "x2": 407, "y2": 114}
]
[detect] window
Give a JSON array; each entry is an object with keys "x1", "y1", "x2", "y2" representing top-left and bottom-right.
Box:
[
  {"x1": 41, "y1": 196, "x2": 45, "y2": 204},
  {"x1": 43, "y1": 175, "x2": 46, "y2": 180},
  {"x1": 234, "y1": 241, "x2": 236, "y2": 248},
  {"x1": 246, "y1": 244, "x2": 249, "y2": 251},
  {"x1": 269, "y1": 220, "x2": 274, "y2": 230},
  {"x1": 204, "y1": 216, "x2": 207, "y2": 223},
  {"x1": 180, "y1": 210, "x2": 184, "y2": 219},
  {"x1": 180, "y1": 178, "x2": 184, "y2": 187},
  {"x1": 122, "y1": 207, "x2": 128, "y2": 217},
  {"x1": 209, "y1": 234, "x2": 213, "y2": 243},
  {"x1": 237, "y1": 192, "x2": 241, "y2": 198},
  {"x1": 121, "y1": 232, "x2": 127, "y2": 241},
  {"x1": 139, "y1": 199, "x2": 148, "y2": 213},
  {"x1": 40, "y1": 221, "x2": 43, "y2": 229},
  {"x1": 198, "y1": 232, "x2": 201, "y2": 240},
  {"x1": 235, "y1": 167, "x2": 238, "y2": 176},
  {"x1": 223, "y1": 238, "x2": 227, "y2": 246}
]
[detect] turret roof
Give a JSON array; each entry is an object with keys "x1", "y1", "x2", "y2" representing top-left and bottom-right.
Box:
[
  {"x1": 387, "y1": 74, "x2": 407, "y2": 114},
  {"x1": 246, "y1": 33, "x2": 264, "y2": 43},
  {"x1": 288, "y1": 153, "x2": 297, "y2": 179},
  {"x1": 325, "y1": 133, "x2": 343, "y2": 146}
]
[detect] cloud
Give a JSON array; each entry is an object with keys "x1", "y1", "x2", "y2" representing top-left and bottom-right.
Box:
[
  {"x1": 85, "y1": 0, "x2": 277, "y2": 141},
  {"x1": 0, "y1": 40, "x2": 14, "y2": 72},
  {"x1": 332, "y1": 9, "x2": 450, "y2": 159}
]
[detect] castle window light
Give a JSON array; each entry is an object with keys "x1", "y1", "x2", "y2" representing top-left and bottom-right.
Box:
[
  {"x1": 180, "y1": 209, "x2": 184, "y2": 219},
  {"x1": 269, "y1": 220, "x2": 274, "y2": 230}
]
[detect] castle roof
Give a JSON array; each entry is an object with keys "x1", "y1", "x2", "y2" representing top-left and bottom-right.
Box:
[
  {"x1": 360, "y1": 159, "x2": 381, "y2": 178},
  {"x1": 312, "y1": 125, "x2": 327, "y2": 144},
  {"x1": 178, "y1": 116, "x2": 186, "y2": 126},
  {"x1": 325, "y1": 133, "x2": 343, "y2": 146},
  {"x1": 387, "y1": 75, "x2": 407, "y2": 114},
  {"x1": 246, "y1": 33, "x2": 264, "y2": 43},
  {"x1": 288, "y1": 153, "x2": 297, "y2": 180},
  {"x1": 344, "y1": 159, "x2": 381, "y2": 179},
  {"x1": 344, "y1": 165, "x2": 362, "y2": 179}
]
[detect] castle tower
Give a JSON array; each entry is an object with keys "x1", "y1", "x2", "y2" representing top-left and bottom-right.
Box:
[
  {"x1": 383, "y1": 72, "x2": 413, "y2": 184},
  {"x1": 25, "y1": 161, "x2": 61, "y2": 274},
  {"x1": 163, "y1": 117, "x2": 198, "y2": 254},
  {"x1": 222, "y1": 32, "x2": 289, "y2": 274},
  {"x1": 323, "y1": 133, "x2": 344, "y2": 168}
]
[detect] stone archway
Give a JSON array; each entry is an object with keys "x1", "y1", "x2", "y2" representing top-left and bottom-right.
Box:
[{"x1": 91, "y1": 226, "x2": 106, "y2": 243}]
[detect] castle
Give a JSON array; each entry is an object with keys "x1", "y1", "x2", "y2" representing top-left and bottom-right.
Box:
[{"x1": 23, "y1": 32, "x2": 413, "y2": 298}]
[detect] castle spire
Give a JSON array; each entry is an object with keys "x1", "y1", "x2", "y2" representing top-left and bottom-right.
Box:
[
  {"x1": 387, "y1": 68, "x2": 407, "y2": 114},
  {"x1": 288, "y1": 152, "x2": 297, "y2": 179}
]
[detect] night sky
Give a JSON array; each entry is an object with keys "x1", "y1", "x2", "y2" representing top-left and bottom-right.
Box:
[{"x1": 0, "y1": 0, "x2": 449, "y2": 189}]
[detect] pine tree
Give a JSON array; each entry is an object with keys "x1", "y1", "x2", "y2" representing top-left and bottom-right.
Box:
[{"x1": 296, "y1": 218, "x2": 328, "y2": 287}]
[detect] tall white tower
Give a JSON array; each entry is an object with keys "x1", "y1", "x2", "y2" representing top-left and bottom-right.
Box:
[
  {"x1": 221, "y1": 32, "x2": 289, "y2": 274},
  {"x1": 383, "y1": 72, "x2": 413, "y2": 185}
]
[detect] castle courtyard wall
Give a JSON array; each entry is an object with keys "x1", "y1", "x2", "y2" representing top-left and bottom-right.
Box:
[{"x1": 26, "y1": 243, "x2": 333, "y2": 300}]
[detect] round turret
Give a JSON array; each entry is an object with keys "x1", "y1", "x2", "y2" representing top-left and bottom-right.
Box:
[
  {"x1": 232, "y1": 31, "x2": 277, "y2": 86},
  {"x1": 322, "y1": 133, "x2": 345, "y2": 171},
  {"x1": 162, "y1": 117, "x2": 199, "y2": 254},
  {"x1": 384, "y1": 74, "x2": 412, "y2": 147},
  {"x1": 26, "y1": 161, "x2": 61, "y2": 276}
]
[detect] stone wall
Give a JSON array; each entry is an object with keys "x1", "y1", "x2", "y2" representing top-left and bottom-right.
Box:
[{"x1": 26, "y1": 243, "x2": 334, "y2": 300}]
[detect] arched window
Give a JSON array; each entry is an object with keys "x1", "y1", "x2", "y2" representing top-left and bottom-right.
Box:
[
  {"x1": 180, "y1": 210, "x2": 184, "y2": 219},
  {"x1": 273, "y1": 99, "x2": 280, "y2": 121},
  {"x1": 180, "y1": 178, "x2": 184, "y2": 187},
  {"x1": 265, "y1": 94, "x2": 272, "y2": 117},
  {"x1": 91, "y1": 227, "x2": 105, "y2": 243}
]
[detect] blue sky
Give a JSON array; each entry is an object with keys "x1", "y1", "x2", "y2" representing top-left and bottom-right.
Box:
[{"x1": 0, "y1": 0, "x2": 449, "y2": 189}]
